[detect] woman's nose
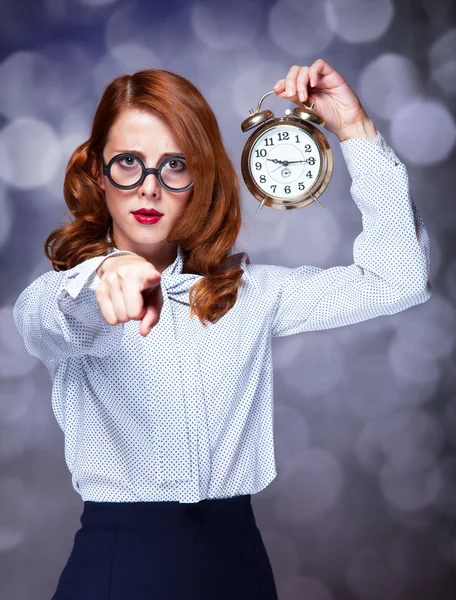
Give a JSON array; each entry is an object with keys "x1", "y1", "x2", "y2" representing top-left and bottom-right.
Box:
[{"x1": 137, "y1": 171, "x2": 161, "y2": 197}]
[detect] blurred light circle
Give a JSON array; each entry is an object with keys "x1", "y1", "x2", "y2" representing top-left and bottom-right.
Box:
[
  {"x1": 343, "y1": 352, "x2": 405, "y2": 421},
  {"x1": 268, "y1": 0, "x2": 334, "y2": 57},
  {"x1": 443, "y1": 399, "x2": 456, "y2": 452},
  {"x1": 105, "y1": 3, "x2": 189, "y2": 65},
  {"x1": 431, "y1": 60, "x2": 456, "y2": 96},
  {"x1": 0, "y1": 117, "x2": 61, "y2": 189},
  {"x1": 0, "y1": 51, "x2": 57, "y2": 121},
  {"x1": 273, "y1": 403, "x2": 311, "y2": 472},
  {"x1": 356, "y1": 408, "x2": 443, "y2": 475},
  {"x1": 390, "y1": 99, "x2": 456, "y2": 165},
  {"x1": 429, "y1": 28, "x2": 456, "y2": 95},
  {"x1": 278, "y1": 448, "x2": 344, "y2": 522},
  {"x1": 445, "y1": 255, "x2": 456, "y2": 303},
  {"x1": 0, "y1": 526, "x2": 25, "y2": 553},
  {"x1": 0, "y1": 46, "x2": 91, "y2": 125},
  {"x1": 79, "y1": 0, "x2": 118, "y2": 5},
  {"x1": 0, "y1": 387, "x2": 52, "y2": 462},
  {"x1": 191, "y1": 0, "x2": 262, "y2": 50},
  {"x1": 0, "y1": 183, "x2": 13, "y2": 252},
  {"x1": 0, "y1": 477, "x2": 34, "y2": 552},
  {"x1": 272, "y1": 335, "x2": 308, "y2": 370},
  {"x1": 45, "y1": 132, "x2": 89, "y2": 204},
  {"x1": 0, "y1": 377, "x2": 35, "y2": 424},
  {"x1": 60, "y1": 106, "x2": 91, "y2": 140},
  {"x1": 40, "y1": 42, "x2": 93, "y2": 114},
  {"x1": 377, "y1": 409, "x2": 443, "y2": 472},
  {"x1": 325, "y1": 0, "x2": 394, "y2": 43},
  {"x1": 358, "y1": 53, "x2": 423, "y2": 121},
  {"x1": 279, "y1": 575, "x2": 334, "y2": 600},
  {"x1": 288, "y1": 333, "x2": 344, "y2": 396},
  {"x1": 379, "y1": 461, "x2": 442, "y2": 511},
  {"x1": 278, "y1": 204, "x2": 342, "y2": 266},
  {"x1": 345, "y1": 542, "x2": 408, "y2": 600},
  {"x1": 388, "y1": 340, "x2": 440, "y2": 385},
  {"x1": 198, "y1": 43, "x2": 260, "y2": 123},
  {"x1": 433, "y1": 457, "x2": 456, "y2": 518},
  {"x1": 0, "y1": 306, "x2": 39, "y2": 378},
  {"x1": 246, "y1": 209, "x2": 289, "y2": 255},
  {"x1": 232, "y1": 58, "x2": 294, "y2": 120},
  {"x1": 110, "y1": 43, "x2": 161, "y2": 71},
  {"x1": 391, "y1": 294, "x2": 456, "y2": 361}
]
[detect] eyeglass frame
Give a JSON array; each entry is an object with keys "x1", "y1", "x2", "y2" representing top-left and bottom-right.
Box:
[{"x1": 100, "y1": 152, "x2": 194, "y2": 192}]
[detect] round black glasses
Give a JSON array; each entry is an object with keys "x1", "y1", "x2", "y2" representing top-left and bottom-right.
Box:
[{"x1": 101, "y1": 152, "x2": 193, "y2": 192}]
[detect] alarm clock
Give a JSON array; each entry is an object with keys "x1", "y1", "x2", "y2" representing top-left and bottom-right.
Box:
[{"x1": 240, "y1": 90, "x2": 333, "y2": 215}]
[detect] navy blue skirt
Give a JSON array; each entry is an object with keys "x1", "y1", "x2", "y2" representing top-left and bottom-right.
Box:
[{"x1": 51, "y1": 494, "x2": 278, "y2": 600}]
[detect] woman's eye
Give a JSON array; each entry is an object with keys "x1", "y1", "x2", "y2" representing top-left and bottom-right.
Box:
[
  {"x1": 167, "y1": 159, "x2": 186, "y2": 170},
  {"x1": 119, "y1": 156, "x2": 139, "y2": 167}
]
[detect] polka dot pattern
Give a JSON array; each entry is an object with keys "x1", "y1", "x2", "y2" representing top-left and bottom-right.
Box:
[{"x1": 13, "y1": 130, "x2": 431, "y2": 504}]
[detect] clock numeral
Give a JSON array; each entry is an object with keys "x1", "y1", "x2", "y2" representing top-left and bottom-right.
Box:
[
  {"x1": 298, "y1": 182, "x2": 305, "y2": 190},
  {"x1": 304, "y1": 144, "x2": 312, "y2": 152},
  {"x1": 255, "y1": 149, "x2": 267, "y2": 157},
  {"x1": 270, "y1": 184, "x2": 277, "y2": 192},
  {"x1": 307, "y1": 157, "x2": 316, "y2": 165},
  {"x1": 278, "y1": 132, "x2": 289, "y2": 141},
  {"x1": 284, "y1": 185, "x2": 291, "y2": 194},
  {"x1": 295, "y1": 134, "x2": 300, "y2": 143},
  {"x1": 255, "y1": 162, "x2": 262, "y2": 170},
  {"x1": 306, "y1": 170, "x2": 313, "y2": 179},
  {"x1": 264, "y1": 137, "x2": 274, "y2": 146},
  {"x1": 259, "y1": 175, "x2": 266, "y2": 183}
]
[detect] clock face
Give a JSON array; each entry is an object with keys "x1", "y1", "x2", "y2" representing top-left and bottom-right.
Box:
[{"x1": 249, "y1": 124, "x2": 322, "y2": 199}]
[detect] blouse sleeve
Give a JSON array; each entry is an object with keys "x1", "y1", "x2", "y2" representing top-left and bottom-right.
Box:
[
  {"x1": 270, "y1": 130, "x2": 432, "y2": 338},
  {"x1": 13, "y1": 250, "x2": 137, "y2": 363}
]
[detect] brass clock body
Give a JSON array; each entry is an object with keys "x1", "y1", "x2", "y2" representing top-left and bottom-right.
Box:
[{"x1": 240, "y1": 90, "x2": 333, "y2": 213}]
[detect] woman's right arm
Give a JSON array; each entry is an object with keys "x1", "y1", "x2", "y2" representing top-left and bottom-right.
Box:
[{"x1": 13, "y1": 251, "x2": 137, "y2": 363}]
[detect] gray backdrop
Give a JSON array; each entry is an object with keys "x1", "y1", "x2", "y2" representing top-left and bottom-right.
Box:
[{"x1": 1, "y1": 0, "x2": 456, "y2": 598}]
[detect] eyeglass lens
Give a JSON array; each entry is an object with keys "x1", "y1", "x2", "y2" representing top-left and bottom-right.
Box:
[{"x1": 109, "y1": 156, "x2": 192, "y2": 190}]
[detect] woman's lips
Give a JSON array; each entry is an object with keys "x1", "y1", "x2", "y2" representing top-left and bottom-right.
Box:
[{"x1": 132, "y1": 213, "x2": 163, "y2": 224}]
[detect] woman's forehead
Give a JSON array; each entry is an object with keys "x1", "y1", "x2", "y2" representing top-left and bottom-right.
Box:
[{"x1": 107, "y1": 109, "x2": 175, "y2": 146}]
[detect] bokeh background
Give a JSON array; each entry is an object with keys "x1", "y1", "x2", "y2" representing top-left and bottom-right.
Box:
[{"x1": 1, "y1": 0, "x2": 456, "y2": 598}]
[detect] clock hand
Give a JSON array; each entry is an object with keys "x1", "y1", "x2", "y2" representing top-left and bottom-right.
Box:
[{"x1": 267, "y1": 158, "x2": 311, "y2": 167}]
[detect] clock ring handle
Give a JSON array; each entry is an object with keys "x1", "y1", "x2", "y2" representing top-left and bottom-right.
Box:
[
  {"x1": 250, "y1": 90, "x2": 315, "y2": 115},
  {"x1": 241, "y1": 90, "x2": 321, "y2": 132}
]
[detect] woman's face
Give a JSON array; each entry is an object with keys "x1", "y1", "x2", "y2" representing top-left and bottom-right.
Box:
[{"x1": 98, "y1": 108, "x2": 193, "y2": 271}]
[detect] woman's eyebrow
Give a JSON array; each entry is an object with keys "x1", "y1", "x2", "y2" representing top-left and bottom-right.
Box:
[{"x1": 111, "y1": 150, "x2": 184, "y2": 159}]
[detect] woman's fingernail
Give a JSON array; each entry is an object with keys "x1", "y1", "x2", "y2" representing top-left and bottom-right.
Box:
[
  {"x1": 310, "y1": 78, "x2": 315, "y2": 87},
  {"x1": 298, "y1": 91, "x2": 304, "y2": 101},
  {"x1": 287, "y1": 86, "x2": 293, "y2": 96}
]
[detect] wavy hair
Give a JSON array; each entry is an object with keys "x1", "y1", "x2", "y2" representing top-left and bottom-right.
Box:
[{"x1": 44, "y1": 69, "x2": 246, "y2": 327}]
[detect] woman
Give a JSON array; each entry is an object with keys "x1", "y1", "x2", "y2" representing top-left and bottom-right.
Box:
[{"x1": 13, "y1": 59, "x2": 431, "y2": 599}]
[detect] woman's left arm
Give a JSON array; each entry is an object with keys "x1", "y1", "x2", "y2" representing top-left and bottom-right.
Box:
[{"x1": 270, "y1": 60, "x2": 431, "y2": 338}]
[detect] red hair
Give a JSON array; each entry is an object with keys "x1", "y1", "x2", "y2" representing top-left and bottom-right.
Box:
[{"x1": 44, "y1": 69, "x2": 246, "y2": 327}]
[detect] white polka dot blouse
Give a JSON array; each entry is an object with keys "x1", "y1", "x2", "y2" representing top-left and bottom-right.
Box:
[{"x1": 13, "y1": 130, "x2": 432, "y2": 504}]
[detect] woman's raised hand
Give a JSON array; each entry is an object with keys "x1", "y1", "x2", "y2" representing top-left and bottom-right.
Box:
[
  {"x1": 273, "y1": 59, "x2": 376, "y2": 141},
  {"x1": 95, "y1": 255, "x2": 163, "y2": 337}
]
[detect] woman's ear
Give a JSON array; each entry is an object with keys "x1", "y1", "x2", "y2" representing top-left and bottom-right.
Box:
[{"x1": 91, "y1": 156, "x2": 105, "y2": 190}]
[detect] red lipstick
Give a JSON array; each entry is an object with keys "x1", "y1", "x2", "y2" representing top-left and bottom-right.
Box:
[{"x1": 132, "y1": 207, "x2": 163, "y2": 225}]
